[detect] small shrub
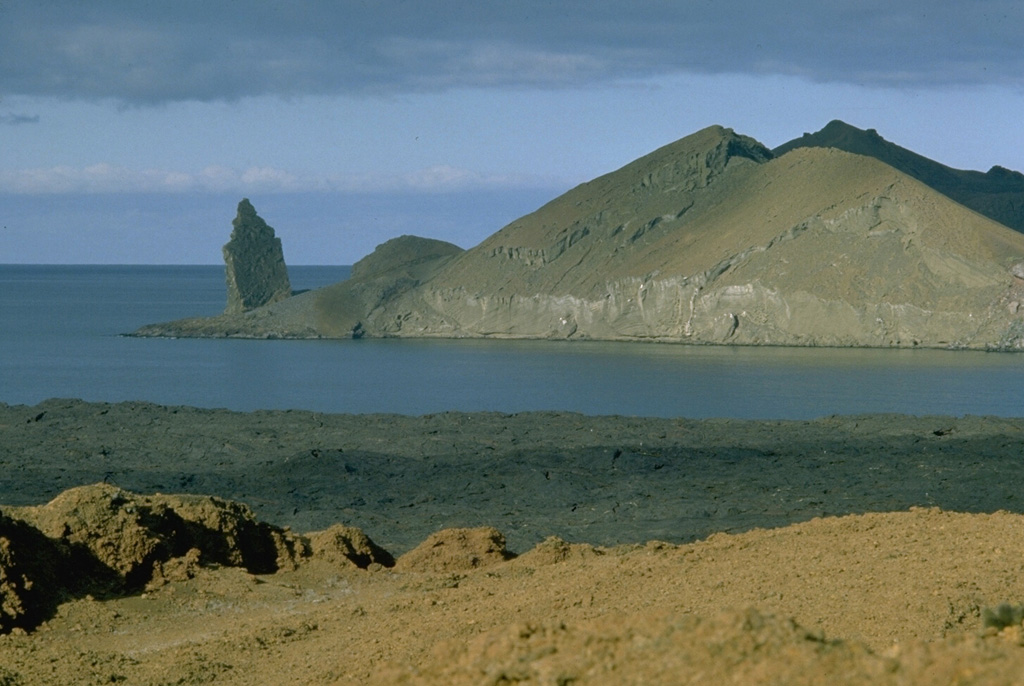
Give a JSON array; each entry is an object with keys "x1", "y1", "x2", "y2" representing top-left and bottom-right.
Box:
[{"x1": 982, "y1": 603, "x2": 1024, "y2": 629}]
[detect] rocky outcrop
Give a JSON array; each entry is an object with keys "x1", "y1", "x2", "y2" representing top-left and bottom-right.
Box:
[
  {"x1": 6, "y1": 484, "x2": 305, "y2": 593},
  {"x1": 0, "y1": 511, "x2": 63, "y2": 633},
  {"x1": 394, "y1": 527, "x2": 513, "y2": 573},
  {"x1": 133, "y1": 234, "x2": 463, "y2": 340},
  {"x1": 0, "y1": 484, "x2": 395, "y2": 634},
  {"x1": 223, "y1": 198, "x2": 292, "y2": 313}
]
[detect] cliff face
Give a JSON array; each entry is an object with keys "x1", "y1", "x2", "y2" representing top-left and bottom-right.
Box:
[
  {"x1": 137, "y1": 126, "x2": 1024, "y2": 350},
  {"x1": 222, "y1": 199, "x2": 292, "y2": 314}
]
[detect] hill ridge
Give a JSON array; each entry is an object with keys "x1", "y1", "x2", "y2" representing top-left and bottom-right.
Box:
[{"x1": 774, "y1": 120, "x2": 1024, "y2": 231}]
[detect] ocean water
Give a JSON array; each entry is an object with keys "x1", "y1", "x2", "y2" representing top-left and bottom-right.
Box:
[{"x1": 2, "y1": 264, "x2": 1024, "y2": 419}]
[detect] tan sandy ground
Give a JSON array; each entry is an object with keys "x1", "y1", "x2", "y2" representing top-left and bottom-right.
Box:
[{"x1": 3, "y1": 505, "x2": 1024, "y2": 685}]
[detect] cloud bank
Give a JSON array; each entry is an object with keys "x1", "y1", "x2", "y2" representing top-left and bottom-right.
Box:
[
  {"x1": 0, "y1": 163, "x2": 558, "y2": 195},
  {"x1": 2, "y1": 1, "x2": 1022, "y2": 104},
  {"x1": 0, "y1": 112, "x2": 40, "y2": 125}
]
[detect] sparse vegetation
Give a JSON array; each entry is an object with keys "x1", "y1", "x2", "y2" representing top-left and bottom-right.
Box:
[{"x1": 982, "y1": 603, "x2": 1024, "y2": 630}]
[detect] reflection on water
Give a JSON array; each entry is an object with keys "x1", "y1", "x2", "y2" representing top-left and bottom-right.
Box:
[
  {"x1": 3, "y1": 265, "x2": 1023, "y2": 418},
  {"x1": 188, "y1": 337, "x2": 1021, "y2": 419}
]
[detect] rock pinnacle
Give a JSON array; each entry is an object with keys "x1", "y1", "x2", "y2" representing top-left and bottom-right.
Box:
[{"x1": 222, "y1": 199, "x2": 292, "y2": 314}]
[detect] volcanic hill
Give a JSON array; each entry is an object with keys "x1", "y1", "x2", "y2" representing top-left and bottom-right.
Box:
[
  {"x1": 775, "y1": 119, "x2": 1024, "y2": 233},
  {"x1": 136, "y1": 124, "x2": 1024, "y2": 350}
]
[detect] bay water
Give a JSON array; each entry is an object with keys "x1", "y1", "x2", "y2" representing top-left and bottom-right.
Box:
[{"x1": 2, "y1": 264, "x2": 1023, "y2": 419}]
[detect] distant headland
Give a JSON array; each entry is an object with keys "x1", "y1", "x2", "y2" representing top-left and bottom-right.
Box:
[{"x1": 133, "y1": 121, "x2": 1024, "y2": 350}]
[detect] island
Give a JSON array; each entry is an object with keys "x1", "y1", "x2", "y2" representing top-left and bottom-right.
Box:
[{"x1": 134, "y1": 122, "x2": 1024, "y2": 350}]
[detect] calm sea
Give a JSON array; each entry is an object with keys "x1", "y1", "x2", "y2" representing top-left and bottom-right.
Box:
[{"x1": 2, "y1": 264, "x2": 1023, "y2": 419}]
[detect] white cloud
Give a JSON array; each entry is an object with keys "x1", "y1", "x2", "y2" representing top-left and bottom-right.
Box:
[
  {"x1": 0, "y1": 164, "x2": 205, "y2": 193},
  {"x1": 239, "y1": 166, "x2": 302, "y2": 190},
  {"x1": 0, "y1": 163, "x2": 558, "y2": 195},
  {"x1": 377, "y1": 38, "x2": 610, "y2": 90}
]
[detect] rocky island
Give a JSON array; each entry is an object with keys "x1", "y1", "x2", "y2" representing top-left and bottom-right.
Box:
[{"x1": 134, "y1": 123, "x2": 1024, "y2": 350}]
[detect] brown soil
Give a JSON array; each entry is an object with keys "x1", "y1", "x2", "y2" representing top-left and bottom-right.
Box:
[{"x1": 2, "y1": 401, "x2": 1024, "y2": 684}]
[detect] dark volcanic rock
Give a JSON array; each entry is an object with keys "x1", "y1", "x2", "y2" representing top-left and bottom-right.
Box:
[{"x1": 222, "y1": 199, "x2": 292, "y2": 313}]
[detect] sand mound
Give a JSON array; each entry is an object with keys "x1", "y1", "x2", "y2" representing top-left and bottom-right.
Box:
[
  {"x1": 0, "y1": 484, "x2": 390, "y2": 633},
  {"x1": 510, "y1": 535, "x2": 603, "y2": 567},
  {"x1": 395, "y1": 526, "x2": 514, "y2": 573},
  {"x1": 7, "y1": 483, "x2": 302, "y2": 591},
  {"x1": 379, "y1": 608, "x2": 1024, "y2": 685},
  {"x1": 306, "y1": 524, "x2": 395, "y2": 569},
  {"x1": 4, "y1": 478, "x2": 1024, "y2": 683}
]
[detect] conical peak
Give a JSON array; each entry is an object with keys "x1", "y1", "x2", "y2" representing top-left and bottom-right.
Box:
[
  {"x1": 820, "y1": 119, "x2": 863, "y2": 134},
  {"x1": 716, "y1": 128, "x2": 774, "y2": 165},
  {"x1": 781, "y1": 120, "x2": 888, "y2": 155},
  {"x1": 829, "y1": 120, "x2": 884, "y2": 142},
  {"x1": 603, "y1": 125, "x2": 772, "y2": 195},
  {"x1": 231, "y1": 198, "x2": 273, "y2": 240},
  {"x1": 653, "y1": 125, "x2": 772, "y2": 163},
  {"x1": 235, "y1": 198, "x2": 257, "y2": 221}
]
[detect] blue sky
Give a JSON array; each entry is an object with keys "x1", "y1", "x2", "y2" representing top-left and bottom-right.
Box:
[{"x1": 2, "y1": 1, "x2": 1023, "y2": 264}]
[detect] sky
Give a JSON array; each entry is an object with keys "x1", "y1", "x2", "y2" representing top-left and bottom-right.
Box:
[{"x1": 2, "y1": 0, "x2": 1024, "y2": 264}]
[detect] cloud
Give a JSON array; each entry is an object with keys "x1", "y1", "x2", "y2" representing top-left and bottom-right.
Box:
[
  {"x1": 0, "y1": 112, "x2": 40, "y2": 125},
  {"x1": 0, "y1": 163, "x2": 557, "y2": 195},
  {"x1": 0, "y1": 164, "x2": 195, "y2": 194},
  {"x1": 1, "y1": 1, "x2": 1022, "y2": 104}
]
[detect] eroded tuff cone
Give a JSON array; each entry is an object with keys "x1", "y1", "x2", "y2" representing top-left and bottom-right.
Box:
[{"x1": 222, "y1": 199, "x2": 292, "y2": 314}]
